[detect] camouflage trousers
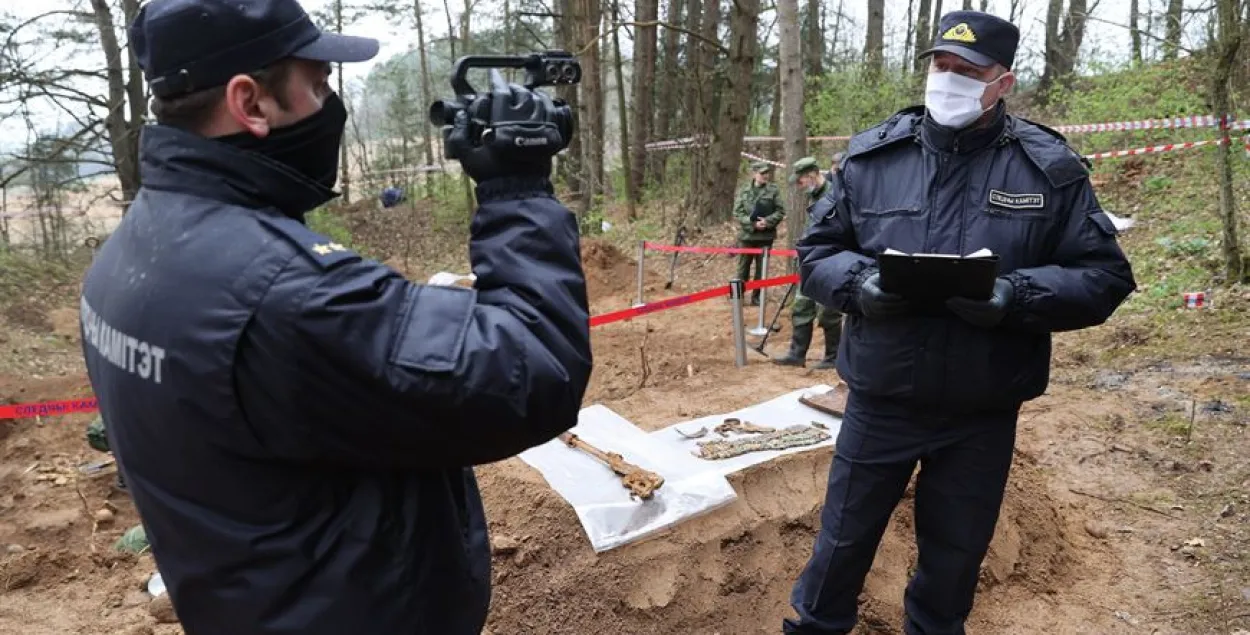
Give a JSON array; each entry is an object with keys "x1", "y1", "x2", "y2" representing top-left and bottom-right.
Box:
[
  {"x1": 735, "y1": 240, "x2": 774, "y2": 285},
  {"x1": 793, "y1": 289, "x2": 843, "y2": 339}
]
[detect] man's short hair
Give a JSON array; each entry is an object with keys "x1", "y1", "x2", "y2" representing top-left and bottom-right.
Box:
[{"x1": 150, "y1": 59, "x2": 296, "y2": 132}]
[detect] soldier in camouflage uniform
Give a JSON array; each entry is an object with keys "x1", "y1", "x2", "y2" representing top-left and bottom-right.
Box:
[
  {"x1": 732, "y1": 162, "x2": 785, "y2": 305},
  {"x1": 86, "y1": 415, "x2": 126, "y2": 490},
  {"x1": 774, "y1": 157, "x2": 843, "y2": 369}
]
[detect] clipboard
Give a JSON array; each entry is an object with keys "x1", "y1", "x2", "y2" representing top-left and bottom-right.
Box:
[{"x1": 876, "y1": 248, "x2": 1000, "y2": 306}]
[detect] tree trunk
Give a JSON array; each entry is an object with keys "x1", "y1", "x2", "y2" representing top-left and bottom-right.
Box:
[
  {"x1": 652, "y1": 0, "x2": 684, "y2": 185},
  {"x1": 334, "y1": 0, "x2": 351, "y2": 204},
  {"x1": 1212, "y1": 0, "x2": 1245, "y2": 281},
  {"x1": 769, "y1": 63, "x2": 782, "y2": 135},
  {"x1": 904, "y1": 0, "x2": 916, "y2": 65},
  {"x1": 913, "y1": 0, "x2": 933, "y2": 73},
  {"x1": 574, "y1": 0, "x2": 604, "y2": 214},
  {"x1": 962, "y1": 0, "x2": 971, "y2": 8},
  {"x1": 863, "y1": 0, "x2": 884, "y2": 76},
  {"x1": 702, "y1": 0, "x2": 760, "y2": 223},
  {"x1": 630, "y1": 0, "x2": 658, "y2": 202},
  {"x1": 612, "y1": 0, "x2": 636, "y2": 219},
  {"x1": 443, "y1": 0, "x2": 473, "y2": 212},
  {"x1": 1059, "y1": 0, "x2": 1089, "y2": 78},
  {"x1": 1164, "y1": 0, "x2": 1183, "y2": 60},
  {"x1": 1038, "y1": 0, "x2": 1063, "y2": 97},
  {"x1": 778, "y1": 0, "x2": 808, "y2": 251},
  {"x1": 89, "y1": 0, "x2": 141, "y2": 210},
  {"x1": 684, "y1": 0, "x2": 703, "y2": 133},
  {"x1": 1130, "y1": 0, "x2": 1142, "y2": 65},
  {"x1": 979, "y1": 0, "x2": 987, "y2": 10},
  {"x1": 686, "y1": 0, "x2": 718, "y2": 220},
  {"x1": 121, "y1": 0, "x2": 145, "y2": 199},
  {"x1": 555, "y1": 0, "x2": 584, "y2": 200},
  {"x1": 414, "y1": 0, "x2": 439, "y2": 199},
  {"x1": 805, "y1": 0, "x2": 824, "y2": 75}
]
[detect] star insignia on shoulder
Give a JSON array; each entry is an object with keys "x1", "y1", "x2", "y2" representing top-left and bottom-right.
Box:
[{"x1": 311, "y1": 242, "x2": 348, "y2": 256}]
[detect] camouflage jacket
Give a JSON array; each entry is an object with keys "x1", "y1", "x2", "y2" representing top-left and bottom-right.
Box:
[{"x1": 733, "y1": 180, "x2": 786, "y2": 242}]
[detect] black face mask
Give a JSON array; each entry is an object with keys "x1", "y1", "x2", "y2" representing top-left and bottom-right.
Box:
[{"x1": 217, "y1": 92, "x2": 348, "y2": 190}]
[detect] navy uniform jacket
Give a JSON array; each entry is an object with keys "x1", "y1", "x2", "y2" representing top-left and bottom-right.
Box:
[
  {"x1": 798, "y1": 104, "x2": 1135, "y2": 413},
  {"x1": 79, "y1": 124, "x2": 592, "y2": 634}
]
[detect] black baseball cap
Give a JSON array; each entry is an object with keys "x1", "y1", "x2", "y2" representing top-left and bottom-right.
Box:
[
  {"x1": 130, "y1": 0, "x2": 380, "y2": 99},
  {"x1": 918, "y1": 10, "x2": 1019, "y2": 70}
]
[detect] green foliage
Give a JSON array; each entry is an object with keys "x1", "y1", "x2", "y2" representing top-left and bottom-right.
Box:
[
  {"x1": 0, "y1": 249, "x2": 75, "y2": 308},
  {"x1": 1045, "y1": 59, "x2": 1212, "y2": 123},
  {"x1": 306, "y1": 207, "x2": 355, "y2": 249},
  {"x1": 804, "y1": 69, "x2": 919, "y2": 136}
]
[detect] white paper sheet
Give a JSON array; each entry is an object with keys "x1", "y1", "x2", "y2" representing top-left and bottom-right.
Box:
[
  {"x1": 649, "y1": 385, "x2": 843, "y2": 477},
  {"x1": 518, "y1": 405, "x2": 738, "y2": 553}
]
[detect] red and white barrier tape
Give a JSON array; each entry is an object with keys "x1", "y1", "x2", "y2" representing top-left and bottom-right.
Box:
[
  {"x1": 646, "y1": 113, "x2": 1250, "y2": 151},
  {"x1": 591, "y1": 274, "x2": 798, "y2": 327},
  {"x1": 0, "y1": 398, "x2": 99, "y2": 421},
  {"x1": 740, "y1": 151, "x2": 786, "y2": 168},
  {"x1": 1054, "y1": 115, "x2": 1250, "y2": 135},
  {"x1": 642, "y1": 241, "x2": 798, "y2": 257},
  {"x1": 3, "y1": 275, "x2": 803, "y2": 420},
  {"x1": 1083, "y1": 136, "x2": 1228, "y2": 161}
]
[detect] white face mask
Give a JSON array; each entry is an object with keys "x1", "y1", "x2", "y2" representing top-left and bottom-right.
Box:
[{"x1": 924, "y1": 71, "x2": 1004, "y2": 129}]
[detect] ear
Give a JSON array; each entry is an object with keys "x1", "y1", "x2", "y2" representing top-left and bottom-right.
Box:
[
  {"x1": 999, "y1": 71, "x2": 1017, "y2": 95},
  {"x1": 223, "y1": 74, "x2": 276, "y2": 138}
]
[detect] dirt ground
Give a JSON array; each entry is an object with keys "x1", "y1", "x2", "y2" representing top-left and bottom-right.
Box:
[{"x1": 0, "y1": 237, "x2": 1247, "y2": 634}]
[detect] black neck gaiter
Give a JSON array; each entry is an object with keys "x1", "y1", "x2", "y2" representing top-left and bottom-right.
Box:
[{"x1": 217, "y1": 92, "x2": 348, "y2": 189}]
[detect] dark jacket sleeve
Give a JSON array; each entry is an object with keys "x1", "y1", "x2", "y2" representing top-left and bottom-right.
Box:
[
  {"x1": 796, "y1": 169, "x2": 876, "y2": 314},
  {"x1": 1002, "y1": 178, "x2": 1137, "y2": 333},
  {"x1": 236, "y1": 178, "x2": 592, "y2": 470}
]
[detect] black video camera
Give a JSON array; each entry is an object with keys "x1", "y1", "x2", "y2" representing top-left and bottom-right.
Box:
[{"x1": 429, "y1": 51, "x2": 581, "y2": 160}]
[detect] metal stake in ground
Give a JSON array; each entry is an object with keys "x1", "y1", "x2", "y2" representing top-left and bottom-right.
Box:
[
  {"x1": 730, "y1": 278, "x2": 747, "y2": 368},
  {"x1": 664, "y1": 227, "x2": 685, "y2": 290},
  {"x1": 749, "y1": 247, "x2": 771, "y2": 336},
  {"x1": 634, "y1": 240, "x2": 646, "y2": 307},
  {"x1": 752, "y1": 282, "x2": 796, "y2": 357}
]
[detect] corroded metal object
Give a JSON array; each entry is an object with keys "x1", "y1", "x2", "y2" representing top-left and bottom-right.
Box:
[
  {"x1": 695, "y1": 424, "x2": 831, "y2": 460},
  {"x1": 713, "y1": 418, "x2": 775, "y2": 436},
  {"x1": 559, "y1": 432, "x2": 665, "y2": 500}
]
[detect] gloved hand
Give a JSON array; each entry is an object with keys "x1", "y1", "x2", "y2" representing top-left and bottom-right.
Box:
[
  {"x1": 946, "y1": 278, "x2": 1014, "y2": 328},
  {"x1": 444, "y1": 70, "x2": 570, "y2": 185},
  {"x1": 857, "y1": 271, "x2": 909, "y2": 319}
]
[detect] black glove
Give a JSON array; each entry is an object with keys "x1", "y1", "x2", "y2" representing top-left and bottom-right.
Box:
[
  {"x1": 444, "y1": 70, "x2": 570, "y2": 185},
  {"x1": 946, "y1": 278, "x2": 1014, "y2": 328},
  {"x1": 750, "y1": 199, "x2": 773, "y2": 221},
  {"x1": 857, "y1": 271, "x2": 909, "y2": 319}
]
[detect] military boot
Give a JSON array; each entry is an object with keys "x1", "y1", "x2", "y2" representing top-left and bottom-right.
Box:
[
  {"x1": 772, "y1": 323, "x2": 813, "y2": 367},
  {"x1": 812, "y1": 333, "x2": 838, "y2": 370}
]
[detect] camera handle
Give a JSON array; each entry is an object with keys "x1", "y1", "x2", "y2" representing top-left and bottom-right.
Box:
[{"x1": 448, "y1": 51, "x2": 580, "y2": 97}]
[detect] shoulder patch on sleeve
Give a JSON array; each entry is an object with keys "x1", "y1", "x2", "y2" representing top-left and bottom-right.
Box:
[
  {"x1": 390, "y1": 284, "x2": 476, "y2": 373},
  {"x1": 846, "y1": 106, "x2": 924, "y2": 160},
  {"x1": 1010, "y1": 116, "x2": 1090, "y2": 189},
  {"x1": 257, "y1": 213, "x2": 361, "y2": 270}
]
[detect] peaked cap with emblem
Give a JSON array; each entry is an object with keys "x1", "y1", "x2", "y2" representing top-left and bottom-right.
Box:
[
  {"x1": 751, "y1": 162, "x2": 773, "y2": 174},
  {"x1": 918, "y1": 10, "x2": 1019, "y2": 70}
]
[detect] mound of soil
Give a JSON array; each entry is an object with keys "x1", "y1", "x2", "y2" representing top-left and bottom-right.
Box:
[
  {"x1": 478, "y1": 447, "x2": 1072, "y2": 634},
  {"x1": 581, "y1": 239, "x2": 644, "y2": 303}
]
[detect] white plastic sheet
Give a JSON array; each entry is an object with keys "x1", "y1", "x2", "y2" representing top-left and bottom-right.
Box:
[
  {"x1": 649, "y1": 384, "x2": 843, "y2": 477},
  {"x1": 518, "y1": 405, "x2": 738, "y2": 553}
]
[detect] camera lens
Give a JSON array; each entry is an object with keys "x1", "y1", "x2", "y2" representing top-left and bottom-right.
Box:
[
  {"x1": 560, "y1": 64, "x2": 577, "y2": 81},
  {"x1": 546, "y1": 63, "x2": 559, "y2": 81}
]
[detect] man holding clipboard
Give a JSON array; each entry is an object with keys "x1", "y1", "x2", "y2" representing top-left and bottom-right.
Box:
[{"x1": 784, "y1": 10, "x2": 1136, "y2": 635}]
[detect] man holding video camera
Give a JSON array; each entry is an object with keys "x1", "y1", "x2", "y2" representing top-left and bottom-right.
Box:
[
  {"x1": 79, "y1": 1, "x2": 591, "y2": 634},
  {"x1": 785, "y1": 10, "x2": 1135, "y2": 635}
]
